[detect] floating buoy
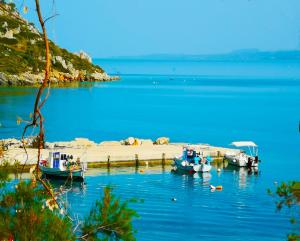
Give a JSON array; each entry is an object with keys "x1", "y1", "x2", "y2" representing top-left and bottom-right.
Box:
[
  {"x1": 16, "y1": 117, "x2": 21, "y2": 125},
  {"x1": 171, "y1": 197, "x2": 177, "y2": 202},
  {"x1": 217, "y1": 168, "x2": 221, "y2": 172},
  {"x1": 139, "y1": 169, "x2": 144, "y2": 173},
  {"x1": 216, "y1": 185, "x2": 223, "y2": 190},
  {"x1": 210, "y1": 185, "x2": 223, "y2": 191}
]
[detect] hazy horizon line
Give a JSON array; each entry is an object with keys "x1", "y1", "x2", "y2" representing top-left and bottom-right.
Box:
[{"x1": 92, "y1": 48, "x2": 300, "y2": 59}]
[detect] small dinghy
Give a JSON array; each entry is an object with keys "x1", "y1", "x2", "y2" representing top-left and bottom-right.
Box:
[
  {"x1": 39, "y1": 152, "x2": 86, "y2": 181},
  {"x1": 224, "y1": 141, "x2": 260, "y2": 168},
  {"x1": 173, "y1": 146, "x2": 212, "y2": 173}
]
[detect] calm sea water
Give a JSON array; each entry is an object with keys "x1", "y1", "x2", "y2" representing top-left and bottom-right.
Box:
[{"x1": 1, "y1": 59, "x2": 300, "y2": 240}]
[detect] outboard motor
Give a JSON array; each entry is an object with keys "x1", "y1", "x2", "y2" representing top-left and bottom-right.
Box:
[
  {"x1": 247, "y1": 157, "x2": 252, "y2": 169},
  {"x1": 254, "y1": 156, "x2": 259, "y2": 164}
]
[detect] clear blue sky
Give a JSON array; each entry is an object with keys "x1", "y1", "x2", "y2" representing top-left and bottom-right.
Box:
[{"x1": 14, "y1": 0, "x2": 300, "y2": 57}]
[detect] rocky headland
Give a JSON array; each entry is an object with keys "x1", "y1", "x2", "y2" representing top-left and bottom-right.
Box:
[{"x1": 0, "y1": 2, "x2": 119, "y2": 86}]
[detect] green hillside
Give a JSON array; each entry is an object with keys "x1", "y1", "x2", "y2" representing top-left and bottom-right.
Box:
[{"x1": 0, "y1": 2, "x2": 116, "y2": 86}]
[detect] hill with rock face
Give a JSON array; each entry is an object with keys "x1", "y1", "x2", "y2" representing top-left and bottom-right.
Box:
[{"x1": 0, "y1": 2, "x2": 118, "y2": 86}]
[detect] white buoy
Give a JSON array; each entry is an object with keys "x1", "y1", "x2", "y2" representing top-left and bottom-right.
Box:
[
  {"x1": 171, "y1": 197, "x2": 177, "y2": 202},
  {"x1": 217, "y1": 168, "x2": 221, "y2": 172}
]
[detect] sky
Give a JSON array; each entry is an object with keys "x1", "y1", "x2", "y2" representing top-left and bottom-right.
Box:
[{"x1": 13, "y1": 0, "x2": 300, "y2": 58}]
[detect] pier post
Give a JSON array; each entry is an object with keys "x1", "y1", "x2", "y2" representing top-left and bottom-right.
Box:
[
  {"x1": 162, "y1": 153, "x2": 166, "y2": 166},
  {"x1": 135, "y1": 154, "x2": 139, "y2": 167},
  {"x1": 107, "y1": 155, "x2": 110, "y2": 168}
]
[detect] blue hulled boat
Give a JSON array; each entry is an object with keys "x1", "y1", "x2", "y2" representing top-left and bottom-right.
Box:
[{"x1": 173, "y1": 146, "x2": 212, "y2": 173}]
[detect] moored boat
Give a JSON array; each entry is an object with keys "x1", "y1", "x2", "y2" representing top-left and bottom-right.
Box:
[
  {"x1": 224, "y1": 141, "x2": 260, "y2": 168},
  {"x1": 39, "y1": 152, "x2": 86, "y2": 181},
  {"x1": 173, "y1": 146, "x2": 212, "y2": 173}
]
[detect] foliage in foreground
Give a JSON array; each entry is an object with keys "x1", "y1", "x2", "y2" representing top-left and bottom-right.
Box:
[
  {"x1": 269, "y1": 181, "x2": 300, "y2": 241},
  {"x1": 81, "y1": 186, "x2": 138, "y2": 241},
  {"x1": 0, "y1": 171, "x2": 76, "y2": 241},
  {"x1": 0, "y1": 170, "x2": 138, "y2": 240}
]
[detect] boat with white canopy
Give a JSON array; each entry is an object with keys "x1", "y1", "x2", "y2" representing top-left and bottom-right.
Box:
[{"x1": 224, "y1": 141, "x2": 260, "y2": 167}]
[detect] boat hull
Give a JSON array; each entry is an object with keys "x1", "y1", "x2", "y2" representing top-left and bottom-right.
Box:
[
  {"x1": 173, "y1": 159, "x2": 212, "y2": 173},
  {"x1": 224, "y1": 154, "x2": 258, "y2": 167},
  {"x1": 39, "y1": 166, "x2": 84, "y2": 181}
]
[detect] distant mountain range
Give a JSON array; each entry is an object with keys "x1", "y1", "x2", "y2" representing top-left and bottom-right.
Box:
[{"x1": 107, "y1": 49, "x2": 300, "y2": 62}]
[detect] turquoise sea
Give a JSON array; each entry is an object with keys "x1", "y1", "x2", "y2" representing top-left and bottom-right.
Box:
[{"x1": 1, "y1": 58, "x2": 300, "y2": 240}]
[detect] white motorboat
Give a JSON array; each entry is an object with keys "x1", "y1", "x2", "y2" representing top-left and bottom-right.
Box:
[
  {"x1": 173, "y1": 146, "x2": 212, "y2": 173},
  {"x1": 224, "y1": 141, "x2": 260, "y2": 167},
  {"x1": 39, "y1": 152, "x2": 86, "y2": 181}
]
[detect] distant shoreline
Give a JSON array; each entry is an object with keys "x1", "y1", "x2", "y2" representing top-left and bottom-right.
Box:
[
  {"x1": 94, "y1": 49, "x2": 300, "y2": 62},
  {"x1": 0, "y1": 72, "x2": 120, "y2": 87}
]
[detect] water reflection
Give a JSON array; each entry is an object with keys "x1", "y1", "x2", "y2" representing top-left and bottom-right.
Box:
[
  {"x1": 86, "y1": 165, "x2": 171, "y2": 176},
  {"x1": 222, "y1": 164, "x2": 259, "y2": 188},
  {"x1": 171, "y1": 169, "x2": 213, "y2": 190},
  {"x1": 8, "y1": 172, "x2": 32, "y2": 180},
  {"x1": 47, "y1": 179, "x2": 86, "y2": 193},
  {"x1": 8, "y1": 163, "x2": 261, "y2": 194},
  {"x1": 171, "y1": 160, "x2": 260, "y2": 190}
]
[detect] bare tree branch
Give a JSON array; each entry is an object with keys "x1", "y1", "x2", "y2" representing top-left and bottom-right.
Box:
[{"x1": 44, "y1": 13, "x2": 59, "y2": 24}]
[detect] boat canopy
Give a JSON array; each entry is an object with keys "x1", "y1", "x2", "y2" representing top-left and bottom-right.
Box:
[{"x1": 231, "y1": 141, "x2": 257, "y2": 147}]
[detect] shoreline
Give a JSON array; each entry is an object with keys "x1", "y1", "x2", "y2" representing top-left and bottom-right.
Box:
[
  {"x1": 0, "y1": 72, "x2": 120, "y2": 87},
  {"x1": 1, "y1": 137, "x2": 240, "y2": 169}
]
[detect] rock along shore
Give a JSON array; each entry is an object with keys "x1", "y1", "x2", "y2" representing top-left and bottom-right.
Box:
[{"x1": 0, "y1": 71, "x2": 120, "y2": 86}]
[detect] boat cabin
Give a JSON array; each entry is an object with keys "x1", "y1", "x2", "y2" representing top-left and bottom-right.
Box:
[
  {"x1": 182, "y1": 147, "x2": 202, "y2": 164},
  {"x1": 48, "y1": 152, "x2": 74, "y2": 169}
]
